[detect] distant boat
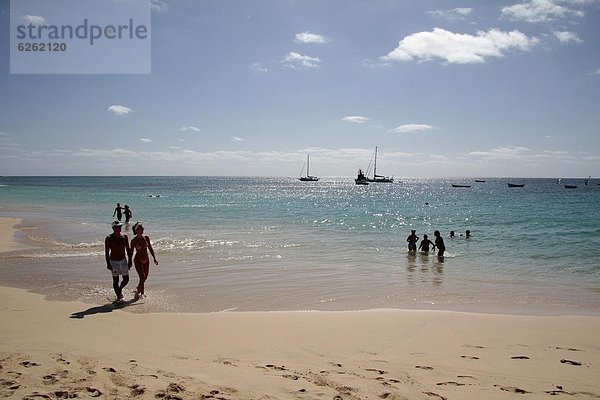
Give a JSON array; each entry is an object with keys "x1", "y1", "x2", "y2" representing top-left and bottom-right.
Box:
[
  {"x1": 474, "y1": 179, "x2": 486, "y2": 183},
  {"x1": 452, "y1": 184, "x2": 471, "y2": 188},
  {"x1": 355, "y1": 168, "x2": 369, "y2": 185},
  {"x1": 298, "y1": 155, "x2": 319, "y2": 182},
  {"x1": 564, "y1": 184, "x2": 577, "y2": 189},
  {"x1": 507, "y1": 183, "x2": 525, "y2": 188},
  {"x1": 585, "y1": 176, "x2": 591, "y2": 186},
  {"x1": 366, "y1": 147, "x2": 393, "y2": 183}
]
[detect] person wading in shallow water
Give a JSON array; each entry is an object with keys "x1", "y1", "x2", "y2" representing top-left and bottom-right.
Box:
[
  {"x1": 113, "y1": 203, "x2": 124, "y2": 222},
  {"x1": 130, "y1": 222, "x2": 158, "y2": 299},
  {"x1": 433, "y1": 230, "x2": 446, "y2": 258},
  {"x1": 105, "y1": 221, "x2": 131, "y2": 301},
  {"x1": 406, "y1": 230, "x2": 419, "y2": 252}
]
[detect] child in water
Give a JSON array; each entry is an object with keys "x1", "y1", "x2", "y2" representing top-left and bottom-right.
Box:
[{"x1": 418, "y1": 234, "x2": 434, "y2": 253}]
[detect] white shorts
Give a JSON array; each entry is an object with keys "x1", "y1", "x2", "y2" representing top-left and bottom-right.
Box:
[{"x1": 110, "y1": 259, "x2": 129, "y2": 277}]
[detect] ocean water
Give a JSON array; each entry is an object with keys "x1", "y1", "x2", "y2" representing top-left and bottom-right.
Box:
[{"x1": 1, "y1": 176, "x2": 599, "y2": 315}]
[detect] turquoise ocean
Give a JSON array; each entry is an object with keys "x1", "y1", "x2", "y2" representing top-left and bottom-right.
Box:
[{"x1": 1, "y1": 176, "x2": 599, "y2": 315}]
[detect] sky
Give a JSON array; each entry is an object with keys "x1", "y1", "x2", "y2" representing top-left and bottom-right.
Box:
[{"x1": 1, "y1": 0, "x2": 599, "y2": 177}]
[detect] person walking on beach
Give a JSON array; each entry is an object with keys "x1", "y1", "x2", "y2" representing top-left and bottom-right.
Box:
[
  {"x1": 433, "y1": 230, "x2": 446, "y2": 258},
  {"x1": 124, "y1": 205, "x2": 132, "y2": 223},
  {"x1": 130, "y1": 222, "x2": 158, "y2": 298},
  {"x1": 113, "y1": 203, "x2": 124, "y2": 222},
  {"x1": 406, "y1": 230, "x2": 419, "y2": 252},
  {"x1": 418, "y1": 234, "x2": 434, "y2": 253},
  {"x1": 105, "y1": 221, "x2": 132, "y2": 301}
]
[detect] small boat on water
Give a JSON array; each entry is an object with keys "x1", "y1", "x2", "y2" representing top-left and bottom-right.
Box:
[
  {"x1": 474, "y1": 179, "x2": 486, "y2": 183},
  {"x1": 355, "y1": 169, "x2": 369, "y2": 185},
  {"x1": 451, "y1": 184, "x2": 471, "y2": 188},
  {"x1": 507, "y1": 183, "x2": 525, "y2": 188},
  {"x1": 298, "y1": 154, "x2": 319, "y2": 182},
  {"x1": 366, "y1": 147, "x2": 393, "y2": 183},
  {"x1": 564, "y1": 184, "x2": 577, "y2": 189}
]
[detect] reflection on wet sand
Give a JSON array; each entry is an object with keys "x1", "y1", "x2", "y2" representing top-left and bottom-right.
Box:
[{"x1": 406, "y1": 251, "x2": 444, "y2": 287}]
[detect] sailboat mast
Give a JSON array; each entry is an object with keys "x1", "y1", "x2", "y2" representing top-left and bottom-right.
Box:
[
  {"x1": 373, "y1": 146, "x2": 378, "y2": 178},
  {"x1": 307, "y1": 155, "x2": 310, "y2": 176}
]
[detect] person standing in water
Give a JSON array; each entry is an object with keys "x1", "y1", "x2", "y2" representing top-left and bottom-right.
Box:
[
  {"x1": 406, "y1": 230, "x2": 419, "y2": 252},
  {"x1": 124, "y1": 205, "x2": 132, "y2": 223},
  {"x1": 113, "y1": 203, "x2": 124, "y2": 222},
  {"x1": 433, "y1": 230, "x2": 446, "y2": 258},
  {"x1": 418, "y1": 234, "x2": 434, "y2": 253},
  {"x1": 130, "y1": 222, "x2": 158, "y2": 298},
  {"x1": 105, "y1": 221, "x2": 131, "y2": 301}
]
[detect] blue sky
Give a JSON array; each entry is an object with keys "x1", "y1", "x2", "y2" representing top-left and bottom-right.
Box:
[{"x1": 1, "y1": 0, "x2": 599, "y2": 177}]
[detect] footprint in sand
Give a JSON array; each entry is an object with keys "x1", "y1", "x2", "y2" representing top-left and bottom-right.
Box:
[
  {"x1": 86, "y1": 387, "x2": 102, "y2": 397},
  {"x1": 365, "y1": 368, "x2": 387, "y2": 375},
  {"x1": 436, "y1": 381, "x2": 465, "y2": 386},
  {"x1": 511, "y1": 356, "x2": 530, "y2": 360},
  {"x1": 494, "y1": 384, "x2": 530, "y2": 394},
  {"x1": 415, "y1": 365, "x2": 434, "y2": 370},
  {"x1": 556, "y1": 347, "x2": 581, "y2": 352},
  {"x1": 130, "y1": 384, "x2": 145, "y2": 396},
  {"x1": 460, "y1": 355, "x2": 480, "y2": 360},
  {"x1": 19, "y1": 361, "x2": 40, "y2": 368},
  {"x1": 42, "y1": 374, "x2": 58, "y2": 384},
  {"x1": 422, "y1": 391, "x2": 447, "y2": 400},
  {"x1": 560, "y1": 359, "x2": 582, "y2": 366}
]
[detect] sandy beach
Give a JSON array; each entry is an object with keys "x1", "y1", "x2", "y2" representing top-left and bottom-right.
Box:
[{"x1": 1, "y1": 219, "x2": 600, "y2": 399}]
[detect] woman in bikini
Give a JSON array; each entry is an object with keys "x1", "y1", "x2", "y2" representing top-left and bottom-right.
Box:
[{"x1": 130, "y1": 222, "x2": 158, "y2": 298}]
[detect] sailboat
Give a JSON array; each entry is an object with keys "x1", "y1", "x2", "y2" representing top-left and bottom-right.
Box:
[
  {"x1": 367, "y1": 147, "x2": 393, "y2": 183},
  {"x1": 298, "y1": 155, "x2": 319, "y2": 182}
]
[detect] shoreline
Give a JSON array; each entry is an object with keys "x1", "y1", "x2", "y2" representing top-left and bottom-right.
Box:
[
  {"x1": 1, "y1": 216, "x2": 600, "y2": 317},
  {"x1": 1, "y1": 285, "x2": 599, "y2": 399},
  {"x1": 0, "y1": 217, "x2": 30, "y2": 253}
]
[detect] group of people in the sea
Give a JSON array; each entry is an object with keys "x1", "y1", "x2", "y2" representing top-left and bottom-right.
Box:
[
  {"x1": 406, "y1": 229, "x2": 471, "y2": 258},
  {"x1": 105, "y1": 203, "x2": 158, "y2": 302}
]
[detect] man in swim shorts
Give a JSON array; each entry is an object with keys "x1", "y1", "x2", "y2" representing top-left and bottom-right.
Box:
[{"x1": 105, "y1": 221, "x2": 132, "y2": 300}]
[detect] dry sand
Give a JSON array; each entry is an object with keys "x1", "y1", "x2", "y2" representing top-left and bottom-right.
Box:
[
  {"x1": 2, "y1": 287, "x2": 599, "y2": 400},
  {"x1": 1, "y1": 218, "x2": 600, "y2": 399}
]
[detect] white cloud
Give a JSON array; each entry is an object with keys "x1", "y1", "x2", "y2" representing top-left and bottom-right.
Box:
[
  {"x1": 107, "y1": 105, "x2": 133, "y2": 115},
  {"x1": 295, "y1": 32, "x2": 328, "y2": 44},
  {"x1": 389, "y1": 124, "x2": 436, "y2": 134},
  {"x1": 151, "y1": 0, "x2": 167, "y2": 12},
  {"x1": 283, "y1": 52, "x2": 322, "y2": 69},
  {"x1": 501, "y1": 0, "x2": 584, "y2": 23},
  {"x1": 382, "y1": 28, "x2": 538, "y2": 64},
  {"x1": 140, "y1": 138, "x2": 152, "y2": 143},
  {"x1": 469, "y1": 146, "x2": 531, "y2": 160},
  {"x1": 250, "y1": 62, "x2": 268, "y2": 74},
  {"x1": 553, "y1": 30, "x2": 582, "y2": 43},
  {"x1": 231, "y1": 136, "x2": 244, "y2": 141},
  {"x1": 427, "y1": 7, "x2": 473, "y2": 20},
  {"x1": 21, "y1": 15, "x2": 45, "y2": 25},
  {"x1": 342, "y1": 116, "x2": 370, "y2": 124},
  {"x1": 180, "y1": 126, "x2": 200, "y2": 132}
]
